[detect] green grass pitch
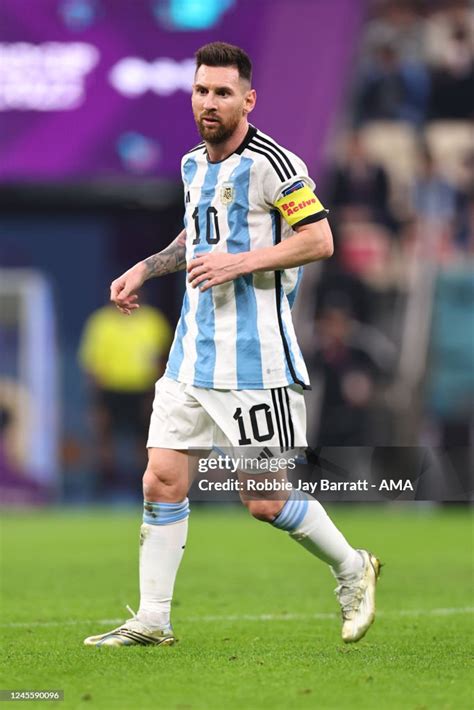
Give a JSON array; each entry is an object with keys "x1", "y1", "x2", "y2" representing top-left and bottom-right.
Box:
[{"x1": 0, "y1": 505, "x2": 472, "y2": 709}]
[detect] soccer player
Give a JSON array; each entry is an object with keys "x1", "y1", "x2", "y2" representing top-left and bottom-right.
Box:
[{"x1": 84, "y1": 42, "x2": 380, "y2": 648}]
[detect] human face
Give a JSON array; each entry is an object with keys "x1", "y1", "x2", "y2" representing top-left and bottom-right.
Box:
[{"x1": 192, "y1": 65, "x2": 255, "y2": 145}]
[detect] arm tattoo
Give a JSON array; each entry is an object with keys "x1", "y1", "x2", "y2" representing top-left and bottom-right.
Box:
[{"x1": 143, "y1": 230, "x2": 187, "y2": 278}]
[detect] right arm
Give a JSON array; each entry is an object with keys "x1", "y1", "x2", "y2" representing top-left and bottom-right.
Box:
[{"x1": 110, "y1": 229, "x2": 186, "y2": 315}]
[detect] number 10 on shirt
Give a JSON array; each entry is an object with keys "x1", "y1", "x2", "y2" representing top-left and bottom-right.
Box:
[{"x1": 191, "y1": 206, "x2": 221, "y2": 245}]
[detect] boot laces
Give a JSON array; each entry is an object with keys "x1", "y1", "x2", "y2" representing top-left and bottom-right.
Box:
[
  {"x1": 121, "y1": 605, "x2": 149, "y2": 633},
  {"x1": 335, "y1": 582, "x2": 365, "y2": 619}
]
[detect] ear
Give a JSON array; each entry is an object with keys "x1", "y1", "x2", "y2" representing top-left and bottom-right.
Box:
[{"x1": 243, "y1": 88, "x2": 256, "y2": 116}]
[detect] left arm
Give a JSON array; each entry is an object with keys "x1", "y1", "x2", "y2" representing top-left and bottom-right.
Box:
[{"x1": 187, "y1": 218, "x2": 333, "y2": 291}]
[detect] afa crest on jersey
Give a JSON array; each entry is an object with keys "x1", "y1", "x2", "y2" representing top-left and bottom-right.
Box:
[{"x1": 220, "y1": 182, "x2": 235, "y2": 205}]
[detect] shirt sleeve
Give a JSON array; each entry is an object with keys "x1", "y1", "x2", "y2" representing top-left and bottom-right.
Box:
[{"x1": 261, "y1": 155, "x2": 329, "y2": 229}]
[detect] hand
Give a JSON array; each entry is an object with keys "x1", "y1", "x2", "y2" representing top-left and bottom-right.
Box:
[
  {"x1": 187, "y1": 252, "x2": 248, "y2": 292},
  {"x1": 110, "y1": 262, "x2": 147, "y2": 315}
]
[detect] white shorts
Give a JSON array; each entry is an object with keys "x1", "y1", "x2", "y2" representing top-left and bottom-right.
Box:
[{"x1": 147, "y1": 376, "x2": 307, "y2": 452}]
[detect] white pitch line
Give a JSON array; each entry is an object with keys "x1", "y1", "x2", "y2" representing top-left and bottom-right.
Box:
[
  {"x1": 188, "y1": 607, "x2": 474, "y2": 622},
  {"x1": 0, "y1": 607, "x2": 473, "y2": 629}
]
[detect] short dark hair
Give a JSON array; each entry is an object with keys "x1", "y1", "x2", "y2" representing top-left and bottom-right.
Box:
[{"x1": 195, "y1": 42, "x2": 252, "y2": 83}]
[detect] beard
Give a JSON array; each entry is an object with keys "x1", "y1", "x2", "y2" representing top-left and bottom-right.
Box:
[{"x1": 196, "y1": 112, "x2": 241, "y2": 145}]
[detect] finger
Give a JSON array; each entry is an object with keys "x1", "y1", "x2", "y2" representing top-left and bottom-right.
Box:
[
  {"x1": 115, "y1": 288, "x2": 138, "y2": 306},
  {"x1": 199, "y1": 279, "x2": 215, "y2": 292},
  {"x1": 110, "y1": 283, "x2": 122, "y2": 301},
  {"x1": 114, "y1": 280, "x2": 137, "y2": 300},
  {"x1": 187, "y1": 266, "x2": 207, "y2": 282},
  {"x1": 115, "y1": 302, "x2": 139, "y2": 314},
  {"x1": 190, "y1": 273, "x2": 210, "y2": 288},
  {"x1": 111, "y1": 287, "x2": 128, "y2": 304},
  {"x1": 120, "y1": 297, "x2": 139, "y2": 308},
  {"x1": 116, "y1": 290, "x2": 132, "y2": 303},
  {"x1": 187, "y1": 258, "x2": 204, "y2": 272},
  {"x1": 200, "y1": 273, "x2": 228, "y2": 291}
]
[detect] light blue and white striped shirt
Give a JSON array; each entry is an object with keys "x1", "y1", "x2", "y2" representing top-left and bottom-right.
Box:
[{"x1": 165, "y1": 125, "x2": 328, "y2": 390}]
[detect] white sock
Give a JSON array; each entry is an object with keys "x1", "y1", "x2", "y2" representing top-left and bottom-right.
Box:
[
  {"x1": 137, "y1": 499, "x2": 189, "y2": 630},
  {"x1": 273, "y1": 491, "x2": 362, "y2": 578}
]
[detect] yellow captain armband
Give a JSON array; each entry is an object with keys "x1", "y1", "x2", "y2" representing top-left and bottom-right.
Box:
[{"x1": 274, "y1": 185, "x2": 327, "y2": 227}]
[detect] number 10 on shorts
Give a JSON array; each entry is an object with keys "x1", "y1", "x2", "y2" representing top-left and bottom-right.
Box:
[{"x1": 233, "y1": 405, "x2": 274, "y2": 445}]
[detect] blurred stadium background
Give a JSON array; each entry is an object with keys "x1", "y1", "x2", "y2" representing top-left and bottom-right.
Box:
[{"x1": 0, "y1": 0, "x2": 472, "y2": 505}]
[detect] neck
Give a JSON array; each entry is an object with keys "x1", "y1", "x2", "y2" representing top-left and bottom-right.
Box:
[{"x1": 205, "y1": 119, "x2": 249, "y2": 162}]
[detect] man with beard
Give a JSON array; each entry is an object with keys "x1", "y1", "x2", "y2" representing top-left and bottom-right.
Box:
[{"x1": 84, "y1": 42, "x2": 380, "y2": 648}]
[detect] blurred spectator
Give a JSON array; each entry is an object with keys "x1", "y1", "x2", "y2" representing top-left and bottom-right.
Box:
[
  {"x1": 411, "y1": 146, "x2": 470, "y2": 256},
  {"x1": 309, "y1": 300, "x2": 395, "y2": 446},
  {"x1": 329, "y1": 131, "x2": 399, "y2": 233},
  {"x1": 316, "y1": 264, "x2": 373, "y2": 325},
  {"x1": 428, "y1": 28, "x2": 474, "y2": 119},
  {"x1": 362, "y1": 0, "x2": 426, "y2": 63},
  {"x1": 413, "y1": 147, "x2": 458, "y2": 221},
  {"x1": 79, "y1": 302, "x2": 172, "y2": 494},
  {"x1": 422, "y1": 0, "x2": 474, "y2": 119},
  {"x1": 424, "y1": 0, "x2": 474, "y2": 71},
  {"x1": 353, "y1": 40, "x2": 430, "y2": 126},
  {"x1": 337, "y1": 218, "x2": 399, "y2": 290}
]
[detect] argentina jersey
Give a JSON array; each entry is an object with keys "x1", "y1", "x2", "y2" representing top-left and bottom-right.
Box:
[{"x1": 165, "y1": 125, "x2": 329, "y2": 390}]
